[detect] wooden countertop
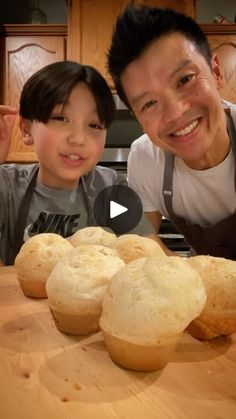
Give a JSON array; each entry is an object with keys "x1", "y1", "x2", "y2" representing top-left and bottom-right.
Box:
[{"x1": 0, "y1": 266, "x2": 236, "y2": 419}]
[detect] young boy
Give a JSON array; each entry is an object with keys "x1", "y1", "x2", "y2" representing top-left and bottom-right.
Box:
[
  {"x1": 107, "y1": 5, "x2": 236, "y2": 259},
  {"x1": 0, "y1": 61, "x2": 157, "y2": 265}
]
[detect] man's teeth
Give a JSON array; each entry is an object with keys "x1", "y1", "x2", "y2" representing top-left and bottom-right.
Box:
[
  {"x1": 66, "y1": 154, "x2": 80, "y2": 161},
  {"x1": 173, "y1": 119, "x2": 198, "y2": 137}
]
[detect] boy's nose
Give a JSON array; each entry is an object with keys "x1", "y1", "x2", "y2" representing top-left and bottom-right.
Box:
[{"x1": 67, "y1": 132, "x2": 86, "y2": 146}]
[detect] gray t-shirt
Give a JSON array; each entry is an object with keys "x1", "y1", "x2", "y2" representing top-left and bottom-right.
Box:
[
  {"x1": 0, "y1": 163, "x2": 154, "y2": 265},
  {"x1": 23, "y1": 181, "x2": 88, "y2": 241}
]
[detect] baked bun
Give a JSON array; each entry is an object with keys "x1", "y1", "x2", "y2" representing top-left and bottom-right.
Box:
[
  {"x1": 68, "y1": 226, "x2": 116, "y2": 247},
  {"x1": 15, "y1": 233, "x2": 73, "y2": 298},
  {"x1": 111, "y1": 234, "x2": 166, "y2": 263},
  {"x1": 100, "y1": 256, "x2": 206, "y2": 371},
  {"x1": 75, "y1": 244, "x2": 120, "y2": 258},
  {"x1": 46, "y1": 245, "x2": 125, "y2": 335},
  {"x1": 187, "y1": 255, "x2": 236, "y2": 340}
]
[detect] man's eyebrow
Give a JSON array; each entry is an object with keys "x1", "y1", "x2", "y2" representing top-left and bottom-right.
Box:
[
  {"x1": 170, "y1": 59, "x2": 192, "y2": 78},
  {"x1": 129, "y1": 91, "x2": 150, "y2": 108},
  {"x1": 128, "y1": 60, "x2": 192, "y2": 107}
]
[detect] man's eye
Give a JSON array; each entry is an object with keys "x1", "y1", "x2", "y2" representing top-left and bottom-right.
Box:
[
  {"x1": 50, "y1": 115, "x2": 68, "y2": 122},
  {"x1": 141, "y1": 100, "x2": 157, "y2": 111},
  {"x1": 178, "y1": 74, "x2": 194, "y2": 86}
]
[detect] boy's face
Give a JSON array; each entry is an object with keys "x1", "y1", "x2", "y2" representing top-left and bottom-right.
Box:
[
  {"x1": 121, "y1": 32, "x2": 229, "y2": 169},
  {"x1": 21, "y1": 82, "x2": 106, "y2": 189}
]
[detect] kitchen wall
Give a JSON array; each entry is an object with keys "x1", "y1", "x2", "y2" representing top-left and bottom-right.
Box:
[
  {"x1": 197, "y1": 0, "x2": 235, "y2": 23},
  {"x1": 1, "y1": 0, "x2": 235, "y2": 149},
  {"x1": 0, "y1": 0, "x2": 235, "y2": 24},
  {"x1": 0, "y1": 0, "x2": 67, "y2": 24}
]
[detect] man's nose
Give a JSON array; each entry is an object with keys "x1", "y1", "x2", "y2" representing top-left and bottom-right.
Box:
[{"x1": 162, "y1": 93, "x2": 189, "y2": 124}]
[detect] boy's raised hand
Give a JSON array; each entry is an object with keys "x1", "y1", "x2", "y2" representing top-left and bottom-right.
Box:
[{"x1": 0, "y1": 105, "x2": 18, "y2": 163}]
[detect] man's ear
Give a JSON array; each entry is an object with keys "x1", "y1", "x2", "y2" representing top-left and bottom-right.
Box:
[
  {"x1": 19, "y1": 117, "x2": 34, "y2": 145},
  {"x1": 211, "y1": 53, "x2": 223, "y2": 89}
]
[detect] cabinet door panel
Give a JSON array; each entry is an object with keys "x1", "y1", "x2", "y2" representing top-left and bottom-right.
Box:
[
  {"x1": 200, "y1": 26, "x2": 236, "y2": 104},
  {"x1": 5, "y1": 36, "x2": 65, "y2": 162},
  {"x1": 67, "y1": 0, "x2": 132, "y2": 87},
  {"x1": 212, "y1": 41, "x2": 236, "y2": 104},
  {"x1": 134, "y1": 0, "x2": 196, "y2": 17}
]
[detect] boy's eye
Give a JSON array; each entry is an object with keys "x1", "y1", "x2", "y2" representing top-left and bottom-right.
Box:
[
  {"x1": 50, "y1": 115, "x2": 68, "y2": 122},
  {"x1": 178, "y1": 74, "x2": 195, "y2": 86},
  {"x1": 89, "y1": 122, "x2": 103, "y2": 130},
  {"x1": 141, "y1": 100, "x2": 157, "y2": 112}
]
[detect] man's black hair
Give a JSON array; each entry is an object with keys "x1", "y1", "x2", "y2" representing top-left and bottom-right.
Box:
[{"x1": 108, "y1": 5, "x2": 212, "y2": 107}]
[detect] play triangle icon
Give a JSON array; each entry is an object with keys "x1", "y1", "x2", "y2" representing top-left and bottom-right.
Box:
[{"x1": 110, "y1": 200, "x2": 128, "y2": 219}]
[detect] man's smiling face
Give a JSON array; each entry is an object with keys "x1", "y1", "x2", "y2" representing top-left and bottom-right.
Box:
[{"x1": 121, "y1": 32, "x2": 229, "y2": 169}]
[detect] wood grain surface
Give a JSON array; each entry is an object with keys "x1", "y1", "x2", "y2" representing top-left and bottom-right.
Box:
[{"x1": 0, "y1": 266, "x2": 236, "y2": 419}]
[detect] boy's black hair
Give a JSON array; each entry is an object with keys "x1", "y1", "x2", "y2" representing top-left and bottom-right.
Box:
[
  {"x1": 108, "y1": 5, "x2": 212, "y2": 107},
  {"x1": 20, "y1": 60, "x2": 115, "y2": 128}
]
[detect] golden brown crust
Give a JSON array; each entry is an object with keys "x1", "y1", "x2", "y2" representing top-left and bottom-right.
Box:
[
  {"x1": 187, "y1": 255, "x2": 236, "y2": 339},
  {"x1": 15, "y1": 233, "x2": 73, "y2": 290},
  {"x1": 49, "y1": 308, "x2": 100, "y2": 335},
  {"x1": 187, "y1": 319, "x2": 219, "y2": 340},
  {"x1": 18, "y1": 277, "x2": 47, "y2": 299},
  {"x1": 102, "y1": 329, "x2": 181, "y2": 371},
  {"x1": 111, "y1": 234, "x2": 166, "y2": 263}
]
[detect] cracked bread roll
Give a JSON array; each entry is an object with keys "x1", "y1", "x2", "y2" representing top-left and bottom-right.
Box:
[
  {"x1": 46, "y1": 245, "x2": 125, "y2": 335},
  {"x1": 100, "y1": 256, "x2": 206, "y2": 371},
  {"x1": 75, "y1": 244, "x2": 120, "y2": 258},
  {"x1": 68, "y1": 226, "x2": 116, "y2": 247},
  {"x1": 187, "y1": 255, "x2": 236, "y2": 340},
  {"x1": 111, "y1": 234, "x2": 166, "y2": 263},
  {"x1": 14, "y1": 233, "x2": 73, "y2": 298}
]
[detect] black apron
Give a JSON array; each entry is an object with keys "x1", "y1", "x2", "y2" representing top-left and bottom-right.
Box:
[
  {"x1": 162, "y1": 111, "x2": 236, "y2": 260},
  {"x1": 10, "y1": 166, "x2": 127, "y2": 265},
  {"x1": 10, "y1": 166, "x2": 94, "y2": 265}
]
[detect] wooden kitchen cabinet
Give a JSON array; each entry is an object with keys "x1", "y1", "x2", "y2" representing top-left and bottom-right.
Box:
[
  {"x1": 67, "y1": 0, "x2": 131, "y2": 87},
  {"x1": 67, "y1": 0, "x2": 196, "y2": 88},
  {"x1": 0, "y1": 24, "x2": 67, "y2": 162},
  {"x1": 201, "y1": 24, "x2": 236, "y2": 104},
  {"x1": 134, "y1": 0, "x2": 196, "y2": 18},
  {"x1": 1, "y1": 5, "x2": 235, "y2": 164}
]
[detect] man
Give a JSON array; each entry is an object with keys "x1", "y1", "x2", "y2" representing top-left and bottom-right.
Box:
[{"x1": 107, "y1": 4, "x2": 236, "y2": 259}]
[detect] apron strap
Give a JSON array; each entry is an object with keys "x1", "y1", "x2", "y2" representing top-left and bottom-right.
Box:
[
  {"x1": 226, "y1": 111, "x2": 236, "y2": 189},
  {"x1": 162, "y1": 152, "x2": 175, "y2": 218},
  {"x1": 81, "y1": 176, "x2": 95, "y2": 225},
  {"x1": 13, "y1": 165, "x2": 39, "y2": 259}
]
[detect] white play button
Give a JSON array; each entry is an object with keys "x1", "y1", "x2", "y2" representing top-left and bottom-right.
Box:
[
  {"x1": 93, "y1": 185, "x2": 143, "y2": 234},
  {"x1": 110, "y1": 200, "x2": 128, "y2": 219}
]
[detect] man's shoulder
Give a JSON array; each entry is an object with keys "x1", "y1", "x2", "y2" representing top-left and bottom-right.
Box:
[
  {"x1": 223, "y1": 100, "x2": 236, "y2": 114},
  {"x1": 131, "y1": 133, "x2": 152, "y2": 149},
  {"x1": 222, "y1": 99, "x2": 236, "y2": 109},
  {"x1": 222, "y1": 100, "x2": 236, "y2": 127},
  {"x1": 130, "y1": 134, "x2": 163, "y2": 161}
]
